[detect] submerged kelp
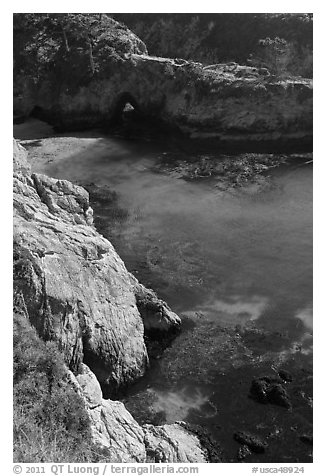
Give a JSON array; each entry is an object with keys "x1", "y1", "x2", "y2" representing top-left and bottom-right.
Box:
[{"x1": 155, "y1": 152, "x2": 312, "y2": 190}]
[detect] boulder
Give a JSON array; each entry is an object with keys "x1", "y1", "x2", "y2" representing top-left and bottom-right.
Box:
[
  {"x1": 234, "y1": 431, "x2": 268, "y2": 453},
  {"x1": 250, "y1": 376, "x2": 292, "y2": 409},
  {"x1": 143, "y1": 423, "x2": 208, "y2": 463},
  {"x1": 132, "y1": 280, "x2": 181, "y2": 335}
]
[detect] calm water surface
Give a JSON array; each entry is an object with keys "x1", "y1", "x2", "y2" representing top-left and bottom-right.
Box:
[
  {"x1": 37, "y1": 135, "x2": 312, "y2": 336},
  {"x1": 25, "y1": 128, "x2": 312, "y2": 462}
]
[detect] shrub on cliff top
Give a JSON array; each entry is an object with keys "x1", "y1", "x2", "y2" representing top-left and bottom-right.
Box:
[
  {"x1": 248, "y1": 37, "x2": 295, "y2": 77},
  {"x1": 13, "y1": 14, "x2": 147, "y2": 92},
  {"x1": 13, "y1": 311, "x2": 97, "y2": 462},
  {"x1": 113, "y1": 13, "x2": 312, "y2": 77}
]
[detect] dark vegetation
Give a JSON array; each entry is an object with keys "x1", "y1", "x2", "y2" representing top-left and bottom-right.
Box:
[
  {"x1": 13, "y1": 13, "x2": 312, "y2": 130},
  {"x1": 155, "y1": 151, "x2": 291, "y2": 190},
  {"x1": 14, "y1": 13, "x2": 313, "y2": 96},
  {"x1": 113, "y1": 13, "x2": 313, "y2": 77},
  {"x1": 13, "y1": 310, "x2": 101, "y2": 462},
  {"x1": 13, "y1": 13, "x2": 146, "y2": 94}
]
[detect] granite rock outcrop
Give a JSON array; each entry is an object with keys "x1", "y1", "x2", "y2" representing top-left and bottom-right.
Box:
[
  {"x1": 69, "y1": 363, "x2": 208, "y2": 463},
  {"x1": 13, "y1": 139, "x2": 206, "y2": 462},
  {"x1": 13, "y1": 140, "x2": 180, "y2": 396}
]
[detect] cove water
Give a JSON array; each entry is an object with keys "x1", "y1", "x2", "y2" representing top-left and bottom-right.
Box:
[
  {"x1": 18, "y1": 122, "x2": 313, "y2": 462},
  {"x1": 34, "y1": 134, "x2": 312, "y2": 342}
]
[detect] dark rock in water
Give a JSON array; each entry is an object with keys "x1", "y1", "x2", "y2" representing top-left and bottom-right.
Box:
[
  {"x1": 278, "y1": 369, "x2": 293, "y2": 382},
  {"x1": 250, "y1": 377, "x2": 270, "y2": 403},
  {"x1": 234, "y1": 431, "x2": 267, "y2": 453},
  {"x1": 237, "y1": 444, "x2": 252, "y2": 461},
  {"x1": 267, "y1": 383, "x2": 292, "y2": 409},
  {"x1": 250, "y1": 376, "x2": 282, "y2": 402},
  {"x1": 300, "y1": 434, "x2": 313, "y2": 446},
  {"x1": 250, "y1": 376, "x2": 292, "y2": 409}
]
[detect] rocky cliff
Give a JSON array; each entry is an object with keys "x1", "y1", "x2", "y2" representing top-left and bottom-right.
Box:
[
  {"x1": 14, "y1": 15, "x2": 312, "y2": 149},
  {"x1": 13, "y1": 139, "x2": 208, "y2": 462},
  {"x1": 24, "y1": 55, "x2": 313, "y2": 148},
  {"x1": 13, "y1": 139, "x2": 180, "y2": 396}
]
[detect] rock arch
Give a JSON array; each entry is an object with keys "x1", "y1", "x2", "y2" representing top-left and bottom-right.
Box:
[
  {"x1": 111, "y1": 92, "x2": 140, "y2": 124},
  {"x1": 16, "y1": 54, "x2": 312, "y2": 147}
]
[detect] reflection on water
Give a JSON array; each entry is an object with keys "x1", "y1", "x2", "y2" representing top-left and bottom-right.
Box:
[
  {"x1": 27, "y1": 132, "x2": 313, "y2": 344},
  {"x1": 296, "y1": 305, "x2": 313, "y2": 331},
  {"x1": 185, "y1": 294, "x2": 269, "y2": 323},
  {"x1": 149, "y1": 386, "x2": 217, "y2": 424},
  {"x1": 21, "y1": 126, "x2": 312, "y2": 462}
]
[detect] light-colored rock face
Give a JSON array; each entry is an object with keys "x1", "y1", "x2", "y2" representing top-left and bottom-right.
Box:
[
  {"x1": 13, "y1": 139, "x2": 31, "y2": 174},
  {"x1": 14, "y1": 171, "x2": 147, "y2": 390},
  {"x1": 143, "y1": 424, "x2": 208, "y2": 463},
  {"x1": 70, "y1": 364, "x2": 208, "y2": 463},
  {"x1": 13, "y1": 140, "x2": 180, "y2": 394},
  {"x1": 131, "y1": 279, "x2": 181, "y2": 334},
  {"x1": 13, "y1": 140, "x2": 207, "y2": 462},
  {"x1": 72, "y1": 364, "x2": 146, "y2": 462}
]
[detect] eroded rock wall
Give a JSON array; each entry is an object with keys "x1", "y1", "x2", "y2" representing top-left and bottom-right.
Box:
[
  {"x1": 14, "y1": 15, "x2": 312, "y2": 147},
  {"x1": 27, "y1": 53, "x2": 313, "y2": 147},
  {"x1": 13, "y1": 140, "x2": 179, "y2": 395}
]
